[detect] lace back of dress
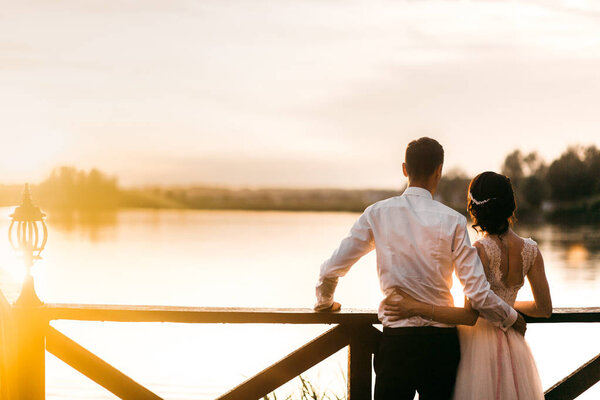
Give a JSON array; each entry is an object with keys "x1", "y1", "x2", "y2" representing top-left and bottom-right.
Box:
[
  {"x1": 479, "y1": 237, "x2": 503, "y2": 286},
  {"x1": 478, "y1": 237, "x2": 538, "y2": 306},
  {"x1": 521, "y1": 238, "x2": 538, "y2": 276}
]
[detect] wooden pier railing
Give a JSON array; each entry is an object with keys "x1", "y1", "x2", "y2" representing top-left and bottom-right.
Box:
[{"x1": 8, "y1": 302, "x2": 600, "y2": 400}]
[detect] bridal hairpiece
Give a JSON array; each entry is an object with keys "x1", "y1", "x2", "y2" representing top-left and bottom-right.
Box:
[{"x1": 469, "y1": 192, "x2": 495, "y2": 206}]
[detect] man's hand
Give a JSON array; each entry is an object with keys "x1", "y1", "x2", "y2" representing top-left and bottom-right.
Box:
[
  {"x1": 383, "y1": 299, "x2": 413, "y2": 322},
  {"x1": 315, "y1": 301, "x2": 341, "y2": 312},
  {"x1": 512, "y1": 313, "x2": 527, "y2": 336},
  {"x1": 382, "y1": 289, "x2": 420, "y2": 322}
]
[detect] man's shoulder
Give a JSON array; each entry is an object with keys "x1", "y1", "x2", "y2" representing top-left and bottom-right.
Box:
[
  {"x1": 365, "y1": 196, "x2": 467, "y2": 225},
  {"x1": 430, "y1": 199, "x2": 467, "y2": 223},
  {"x1": 366, "y1": 196, "x2": 402, "y2": 212}
]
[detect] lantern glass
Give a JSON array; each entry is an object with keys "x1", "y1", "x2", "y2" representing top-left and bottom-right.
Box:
[{"x1": 8, "y1": 184, "x2": 48, "y2": 265}]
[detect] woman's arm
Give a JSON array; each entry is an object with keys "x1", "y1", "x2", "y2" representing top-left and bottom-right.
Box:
[
  {"x1": 514, "y1": 249, "x2": 552, "y2": 318},
  {"x1": 383, "y1": 290, "x2": 479, "y2": 326},
  {"x1": 384, "y1": 242, "x2": 488, "y2": 326}
]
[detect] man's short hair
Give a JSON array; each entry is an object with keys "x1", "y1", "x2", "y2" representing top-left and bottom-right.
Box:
[{"x1": 405, "y1": 137, "x2": 444, "y2": 180}]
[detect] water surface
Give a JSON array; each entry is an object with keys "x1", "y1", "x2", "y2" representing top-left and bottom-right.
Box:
[{"x1": 0, "y1": 209, "x2": 598, "y2": 399}]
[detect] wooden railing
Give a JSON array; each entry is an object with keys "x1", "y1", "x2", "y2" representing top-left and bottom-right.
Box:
[{"x1": 7, "y1": 302, "x2": 599, "y2": 400}]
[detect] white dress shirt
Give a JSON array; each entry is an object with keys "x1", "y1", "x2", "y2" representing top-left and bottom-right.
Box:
[{"x1": 315, "y1": 186, "x2": 518, "y2": 330}]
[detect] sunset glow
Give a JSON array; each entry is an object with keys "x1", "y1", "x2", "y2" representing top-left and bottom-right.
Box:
[
  {"x1": 2, "y1": 1, "x2": 600, "y2": 187},
  {"x1": 2, "y1": 2, "x2": 600, "y2": 399}
]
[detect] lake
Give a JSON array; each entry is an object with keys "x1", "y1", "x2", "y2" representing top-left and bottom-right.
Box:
[{"x1": 0, "y1": 208, "x2": 598, "y2": 399}]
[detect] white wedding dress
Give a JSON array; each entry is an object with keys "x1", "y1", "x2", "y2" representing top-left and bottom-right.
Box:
[{"x1": 453, "y1": 236, "x2": 545, "y2": 400}]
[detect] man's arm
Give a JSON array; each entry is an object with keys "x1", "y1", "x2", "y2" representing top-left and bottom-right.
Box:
[
  {"x1": 452, "y1": 217, "x2": 520, "y2": 331},
  {"x1": 384, "y1": 291, "x2": 479, "y2": 326},
  {"x1": 383, "y1": 292, "x2": 527, "y2": 335},
  {"x1": 315, "y1": 209, "x2": 375, "y2": 311}
]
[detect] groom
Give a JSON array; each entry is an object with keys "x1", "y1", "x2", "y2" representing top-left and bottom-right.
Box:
[{"x1": 314, "y1": 137, "x2": 525, "y2": 400}]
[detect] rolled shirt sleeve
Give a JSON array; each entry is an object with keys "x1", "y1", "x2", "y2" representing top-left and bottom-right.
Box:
[
  {"x1": 315, "y1": 209, "x2": 375, "y2": 310},
  {"x1": 452, "y1": 217, "x2": 518, "y2": 331}
]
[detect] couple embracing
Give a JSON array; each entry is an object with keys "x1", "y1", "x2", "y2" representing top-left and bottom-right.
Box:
[{"x1": 314, "y1": 137, "x2": 552, "y2": 399}]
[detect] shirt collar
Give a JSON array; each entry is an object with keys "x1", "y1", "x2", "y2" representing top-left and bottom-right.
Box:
[{"x1": 403, "y1": 186, "x2": 433, "y2": 200}]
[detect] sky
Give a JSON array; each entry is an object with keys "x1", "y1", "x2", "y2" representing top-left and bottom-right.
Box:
[{"x1": 1, "y1": 0, "x2": 600, "y2": 188}]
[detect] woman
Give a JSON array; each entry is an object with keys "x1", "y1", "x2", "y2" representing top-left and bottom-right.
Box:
[{"x1": 384, "y1": 171, "x2": 552, "y2": 400}]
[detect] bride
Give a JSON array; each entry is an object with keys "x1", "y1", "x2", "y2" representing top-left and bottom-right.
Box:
[{"x1": 384, "y1": 171, "x2": 552, "y2": 400}]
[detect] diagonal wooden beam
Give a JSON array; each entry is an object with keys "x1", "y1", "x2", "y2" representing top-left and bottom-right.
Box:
[
  {"x1": 545, "y1": 352, "x2": 600, "y2": 400},
  {"x1": 217, "y1": 325, "x2": 351, "y2": 400},
  {"x1": 46, "y1": 326, "x2": 163, "y2": 400}
]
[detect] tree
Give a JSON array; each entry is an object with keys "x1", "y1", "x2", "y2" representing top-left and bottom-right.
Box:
[
  {"x1": 436, "y1": 169, "x2": 470, "y2": 211},
  {"x1": 584, "y1": 145, "x2": 600, "y2": 194},
  {"x1": 36, "y1": 167, "x2": 119, "y2": 210},
  {"x1": 501, "y1": 150, "x2": 524, "y2": 182},
  {"x1": 521, "y1": 175, "x2": 547, "y2": 209},
  {"x1": 501, "y1": 150, "x2": 549, "y2": 211},
  {"x1": 547, "y1": 147, "x2": 595, "y2": 201}
]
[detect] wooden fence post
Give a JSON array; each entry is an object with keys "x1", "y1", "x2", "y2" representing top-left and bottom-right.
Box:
[
  {"x1": 14, "y1": 285, "x2": 46, "y2": 400},
  {"x1": 348, "y1": 325, "x2": 376, "y2": 400},
  {"x1": 7, "y1": 184, "x2": 48, "y2": 399}
]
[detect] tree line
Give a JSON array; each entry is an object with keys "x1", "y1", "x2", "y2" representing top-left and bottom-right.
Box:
[
  {"x1": 0, "y1": 145, "x2": 598, "y2": 221},
  {"x1": 503, "y1": 145, "x2": 600, "y2": 221},
  {"x1": 437, "y1": 145, "x2": 600, "y2": 221}
]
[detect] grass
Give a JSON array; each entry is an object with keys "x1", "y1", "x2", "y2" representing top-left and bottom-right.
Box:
[{"x1": 263, "y1": 375, "x2": 346, "y2": 400}]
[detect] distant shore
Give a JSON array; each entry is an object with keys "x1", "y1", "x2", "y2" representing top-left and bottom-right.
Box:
[
  {"x1": 3, "y1": 182, "x2": 599, "y2": 224},
  {"x1": 2, "y1": 150, "x2": 600, "y2": 224}
]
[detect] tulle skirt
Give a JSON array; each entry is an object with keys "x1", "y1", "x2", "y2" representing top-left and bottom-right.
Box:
[{"x1": 453, "y1": 318, "x2": 544, "y2": 400}]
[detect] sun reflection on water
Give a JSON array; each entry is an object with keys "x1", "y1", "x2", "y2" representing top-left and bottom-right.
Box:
[{"x1": 566, "y1": 244, "x2": 589, "y2": 267}]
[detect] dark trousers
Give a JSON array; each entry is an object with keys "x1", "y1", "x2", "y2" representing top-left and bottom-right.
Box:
[{"x1": 374, "y1": 327, "x2": 460, "y2": 400}]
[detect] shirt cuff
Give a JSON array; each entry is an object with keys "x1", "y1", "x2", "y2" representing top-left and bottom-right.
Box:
[
  {"x1": 315, "y1": 277, "x2": 338, "y2": 311},
  {"x1": 500, "y1": 308, "x2": 518, "y2": 331},
  {"x1": 314, "y1": 300, "x2": 334, "y2": 311}
]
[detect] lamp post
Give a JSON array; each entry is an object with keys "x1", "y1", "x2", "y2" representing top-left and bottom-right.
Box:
[
  {"x1": 9, "y1": 183, "x2": 48, "y2": 305},
  {"x1": 9, "y1": 183, "x2": 47, "y2": 400}
]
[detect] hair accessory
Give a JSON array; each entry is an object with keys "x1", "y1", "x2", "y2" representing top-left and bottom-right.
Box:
[{"x1": 469, "y1": 192, "x2": 495, "y2": 206}]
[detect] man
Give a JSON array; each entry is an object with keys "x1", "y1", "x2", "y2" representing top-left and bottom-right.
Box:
[{"x1": 314, "y1": 137, "x2": 526, "y2": 400}]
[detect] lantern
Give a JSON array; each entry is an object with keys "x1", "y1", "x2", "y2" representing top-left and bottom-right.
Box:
[{"x1": 9, "y1": 184, "x2": 47, "y2": 305}]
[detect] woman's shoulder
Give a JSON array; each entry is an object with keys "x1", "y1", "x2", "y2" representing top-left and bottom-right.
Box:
[
  {"x1": 515, "y1": 235, "x2": 538, "y2": 250},
  {"x1": 500, "y1": 229, "x2": 535, "y2": 247},
  {"x1": 515, "y1": 235, "x2": 540, "y2": 272},
  {"x1": 474, "y1": 235, "x2": 497, "y2": 249},
  {"x1": 474, "y1": 236, "x2": 499, "y2": 264},
  {"x1": 472, "y1": 239, "x2": 487, "y2": 254}
]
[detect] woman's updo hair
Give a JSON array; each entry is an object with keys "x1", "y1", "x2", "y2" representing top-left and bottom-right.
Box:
[{"x1": 467, "y1": 171, "x2": 516, "y2": 235}]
